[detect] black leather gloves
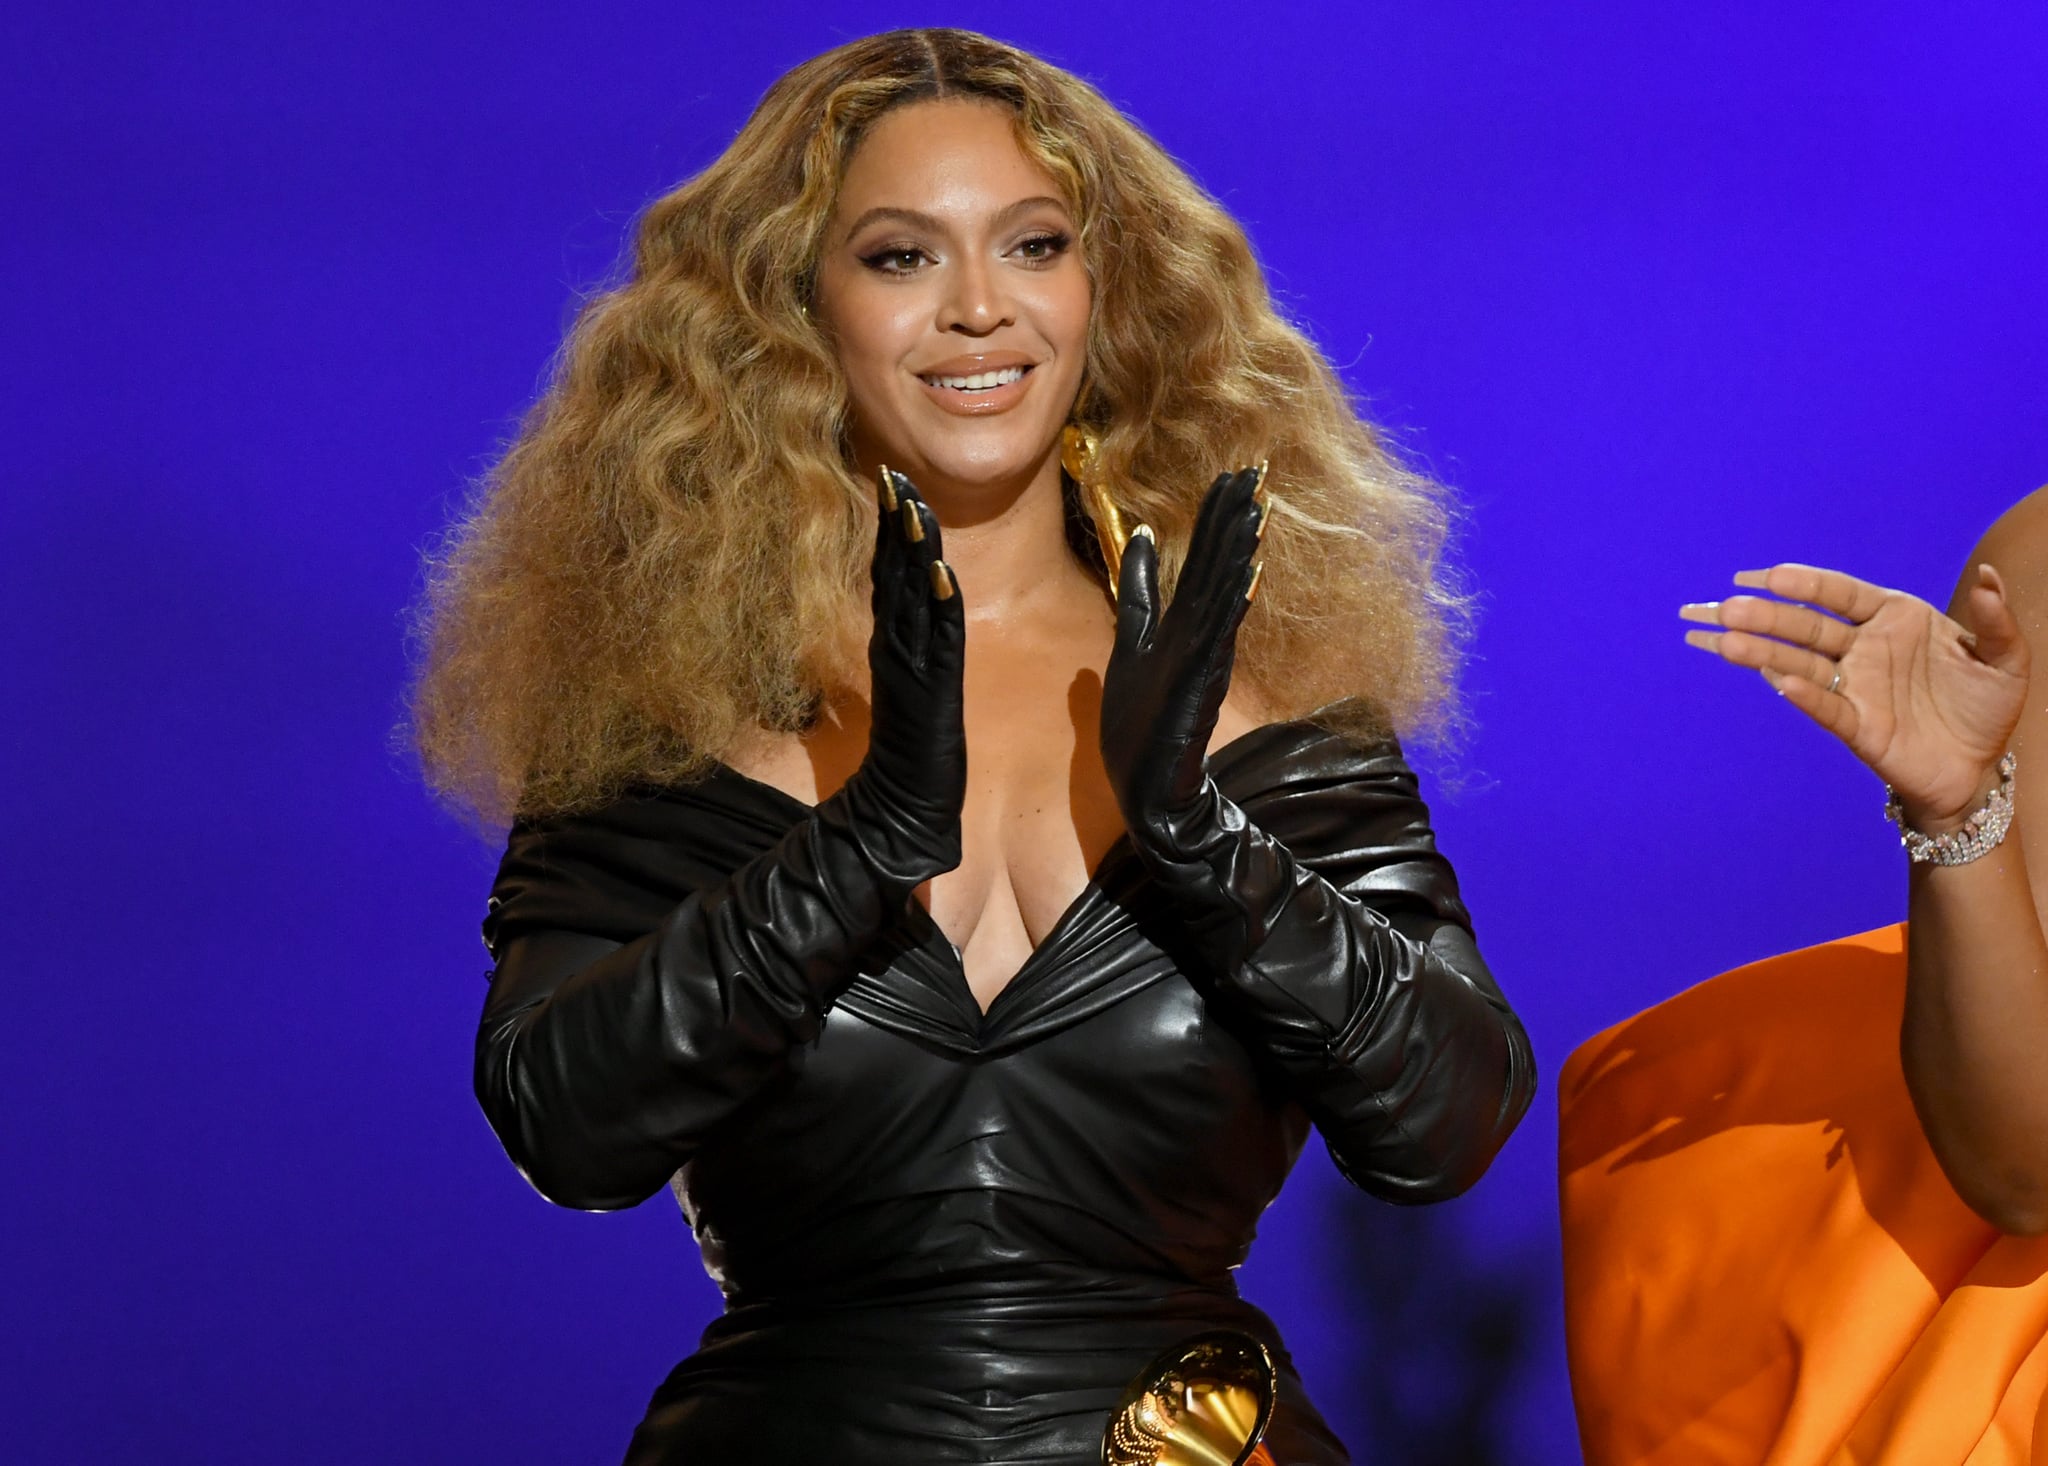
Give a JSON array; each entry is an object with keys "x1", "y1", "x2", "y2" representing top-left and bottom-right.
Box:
[
  {"x1": 1100, "y1": 464, "x2": 1278, "y2": 956},
  {"x1": 1100, "y1": 465, "x2": 1268, "y2": 849},
  {"x1": 823, "y1": 466, "x2": 968, "y2": 899},
  {"x1": 1100, "y1": 469, "x2": 1531, "y2": 1201},
  {"x1": 474, "y1": 469, "x2": 966, "y2": 1209}
]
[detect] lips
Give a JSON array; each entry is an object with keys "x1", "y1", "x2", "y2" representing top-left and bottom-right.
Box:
[
  {"x1": 921, "y1": 364, "x2": 1030, "y2": 392},
  {"x1": 911, "y1": 354, "x2": 1039, "y2": 416}
]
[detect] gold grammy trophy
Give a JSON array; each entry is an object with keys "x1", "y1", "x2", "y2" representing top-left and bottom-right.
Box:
[
  {"x1": 1061, "y1": 425, "x2": 1132, "y2": 588},
  {"x1": 1101, "y1": 1330, "x2": 1279, "y2": 1466}
]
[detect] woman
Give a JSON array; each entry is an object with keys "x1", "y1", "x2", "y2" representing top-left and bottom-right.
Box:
[
  {"x1": 414, "y1": 29, "x2": 1532, "y2": 1465},
  {"x1": 1559, "y1": 489, "x2": 2048, "y2": 1462}
]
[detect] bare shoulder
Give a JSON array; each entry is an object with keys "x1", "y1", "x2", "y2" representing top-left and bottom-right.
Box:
[
  {"x1": 720, "y1": 726, "x2": 819, "y2": 804},
  {"x1": 1952, "y1": 484, "x2": 2048, "y2": 623},
  {"x1": 1209, "y1": 683, "x2": 1278, "y2": 755},
  {"x1": 720, "y1": 703, "x2": 868, "y2": 808}
]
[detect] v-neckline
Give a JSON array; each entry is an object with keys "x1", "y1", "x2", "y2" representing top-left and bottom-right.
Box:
[
  {"x1": 705, "y1": 717, "x2": 1313, "y2": 1027},
  {"x1": 912, "y1": 832, "x2": 1136, "y2": 1025}
]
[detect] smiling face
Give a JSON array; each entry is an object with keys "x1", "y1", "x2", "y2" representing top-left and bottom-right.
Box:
[{"x1": 814, "y1": 98, "x2": 1091, "y2": 513}]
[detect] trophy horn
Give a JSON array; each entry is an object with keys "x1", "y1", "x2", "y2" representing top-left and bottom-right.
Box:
[
  {"x1": 1060, "y1": 424, "x2": 1131, "y2": 589},
  {"x1": 1102, "y1": 1330, "x2": 1279, "y2": 1466}
]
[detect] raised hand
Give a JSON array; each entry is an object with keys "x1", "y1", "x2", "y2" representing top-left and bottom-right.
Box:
[
  {"x1": 1097, "y1": 465, "x2": 1533, "y2": 1201},
  {"x1": 1681, "y1": 561, "x2": 2029, "y2": 829},
  {"x1": 1100, "y1": 465, "x2": 1268, "y2": 849},
  {"x1": 849, "y1": 466, "x2": 968, "y2": 881},
  {"x1": 472, "y1": 469, "x2": 968, "y2": 1208}
]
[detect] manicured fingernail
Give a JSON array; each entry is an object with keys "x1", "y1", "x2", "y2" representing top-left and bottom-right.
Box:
[
  {"x1": 1678, "y1": 602, "x2": 1722, "y2": 624},
  {"x1": 1131, "y1": 523, "x2": 1155, "y2": 542},
  {"x1": 930, "y1": 561, "x2": 954, "y2": 600},
  {"x1": 901, "y1": 501, "x2": 924, "y2": 543},
  {"x1": 1245, "y1": 561, "x2": 1264, "y2": 604},
  {"x1": 1732, "y1": 569, "x2": 1770, "y2": 589},
  {"x1": 878, "y1": 465, "x2": 898, "y2": 510},
  {"x1": 1760, "y1": 668, "x2": 1784, "y2": 695},
  {"x1": 1682, "y1": 629, "x2": 1722, "y2": 652}
]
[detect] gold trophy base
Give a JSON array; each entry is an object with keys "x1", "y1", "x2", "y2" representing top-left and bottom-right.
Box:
[{"x1": 1102, "y1": 1330, "x2": 1279, "y2": 1466}]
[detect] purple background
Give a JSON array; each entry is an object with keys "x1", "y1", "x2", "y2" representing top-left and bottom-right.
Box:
[{"x1": 6, "y1": 3, "x2": 2046, "y2": 1461}]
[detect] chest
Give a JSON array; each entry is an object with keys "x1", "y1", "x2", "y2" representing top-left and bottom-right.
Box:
[
  {"x1": 730, "y1": 628, "x2": 1115, "y2": 974},
  {"x1": 727, "y1": 642, "x2": 1263, "y2": 1015}
]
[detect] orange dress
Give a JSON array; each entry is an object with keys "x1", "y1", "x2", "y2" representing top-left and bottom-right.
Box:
[{"x1": 1560, "y1": 925, "x2": 2048, "y2": 1464}]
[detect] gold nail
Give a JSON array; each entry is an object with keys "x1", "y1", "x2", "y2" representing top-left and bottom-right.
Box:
[
  {"x1": 901, "y1": 501, "x2": 924, "y2": 543},
  {"x1": 878, "y1": 465, "x2": 898, "y2": 511},
  {"x1": 1677, "y1": 602, "x2": 1721, "y2": 624},
  {"x1": 1682, "y1": 628, "x2": 1721, "y2": 652},
  {"x1": 1245, "y1": 560, "x2": 1265, "y2": 604},
  {"x1": 930, "y1": 561, "x2": 955, "y2": 600}
]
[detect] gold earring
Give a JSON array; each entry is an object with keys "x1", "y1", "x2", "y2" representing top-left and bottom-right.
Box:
[{"x1": 1061, "y1": 424, "x2": 1132, "y2": 590}]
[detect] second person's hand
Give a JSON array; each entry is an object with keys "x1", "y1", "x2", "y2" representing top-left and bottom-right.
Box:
[{"x1": 1681, "y1": 561, "x2": 2028, "y2": 831}]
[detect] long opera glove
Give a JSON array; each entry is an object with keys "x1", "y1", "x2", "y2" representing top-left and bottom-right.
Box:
[
  {"x1": 1100, "y1": 471, "x2": 1533, "y2": 1199},
  {"x1": 474, "y1": 471, "x2": 966, "y2": 1210}
]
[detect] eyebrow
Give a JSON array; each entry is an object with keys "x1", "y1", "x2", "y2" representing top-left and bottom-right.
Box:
[{"x1": 839, "y1": 195, "x2": 1072, "y2": 243}]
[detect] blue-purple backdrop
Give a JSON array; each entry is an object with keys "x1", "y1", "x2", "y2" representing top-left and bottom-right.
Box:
[{"x1": 7, "y1": 3, "x2": 2047, "y2": 1461}]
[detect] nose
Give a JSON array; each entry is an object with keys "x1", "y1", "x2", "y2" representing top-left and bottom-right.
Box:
[{"x1": 936, "y1": 253, "x2": 1014, "y2": 337}]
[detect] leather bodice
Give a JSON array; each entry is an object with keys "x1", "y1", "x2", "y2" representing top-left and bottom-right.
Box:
[{"x1": 479, "y1": 717, "x2": 1533, "y2": 1464}]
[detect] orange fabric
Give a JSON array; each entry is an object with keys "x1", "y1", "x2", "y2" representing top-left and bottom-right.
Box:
[{"x1": 1559, "y1": 925, "x2": 2048, "y2": 1465}]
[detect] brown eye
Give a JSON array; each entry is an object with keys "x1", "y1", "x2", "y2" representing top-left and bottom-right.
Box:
[
  {"x1": 1014, "y1": 232, "x2": 1070, "y2": 262},
  {"x1": 860, "y1": 246, "x2": 927, "y2": 275}
]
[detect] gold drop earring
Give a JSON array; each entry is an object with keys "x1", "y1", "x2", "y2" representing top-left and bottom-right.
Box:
[{"x1": 1060, "y1": 424, "x2": 1133, "y2": 593}]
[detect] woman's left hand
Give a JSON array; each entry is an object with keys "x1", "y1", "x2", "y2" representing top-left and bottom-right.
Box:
[
  {"x1": 1682, "y1": 561, "x2": 2030, "y2": 829},
  {"x1": 1100, "y1": 465, "x2": 1268, "y2": 849}
]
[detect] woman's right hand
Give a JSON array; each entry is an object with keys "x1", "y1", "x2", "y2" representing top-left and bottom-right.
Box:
[
  {"x1": 852, "y1": 467, "x2": 968, "y2": 879},
  {"x1": 1681, "y1": 562, "x2": 2029, "y2": 830},
  {"x1": 472, "y1": 469, "x2": 966, "y2": 1209}
]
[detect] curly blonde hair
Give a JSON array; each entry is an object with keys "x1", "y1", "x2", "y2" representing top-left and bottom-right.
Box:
[{"x1": 412, "y1": 27, "x2": 1467, "y2": 824}]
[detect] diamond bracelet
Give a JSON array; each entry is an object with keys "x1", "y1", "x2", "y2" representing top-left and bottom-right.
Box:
[{"x1": 1883, "y1": 752, "x2": 2018, "y2": 866}]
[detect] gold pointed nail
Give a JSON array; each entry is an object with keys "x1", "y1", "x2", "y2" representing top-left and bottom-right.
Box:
[
  {"x1": 1245, "y1": 560, "x2": 1265, "y2": 604},
  {"x1": 930, "y1": 561, "x2": 955, "y2": 600},
  {"x1": 878, "y1": 465, "x2": 899, "y2": 511},
  {"x1": 901, "y1": 500, "x2": 924, "y2": 543}
]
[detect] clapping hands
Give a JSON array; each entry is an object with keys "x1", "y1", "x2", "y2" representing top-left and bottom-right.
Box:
[
  {"x1": 1100, "y1": 465, "x2": 1269, "y2": 851},
  {"x1": 854, "y1": 466, "x2": 967, "y2": 879}
]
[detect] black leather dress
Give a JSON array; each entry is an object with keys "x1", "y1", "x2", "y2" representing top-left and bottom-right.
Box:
[{"x1": 477, "y1": 717, "x2": 1534, "y2": 1464}]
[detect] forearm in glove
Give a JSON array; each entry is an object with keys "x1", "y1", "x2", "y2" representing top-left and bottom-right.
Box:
[
  {"x1": 1102, "y1": 467, "x2": 1533, "y2": 1201},
  {"x1": 475, "y1": 470, "x2": 964, "y2": 1209}
]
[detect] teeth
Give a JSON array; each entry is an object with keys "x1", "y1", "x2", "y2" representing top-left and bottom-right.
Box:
[{"x1": 925, "y1": 366, "x2": 1027, "y2": 391}]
